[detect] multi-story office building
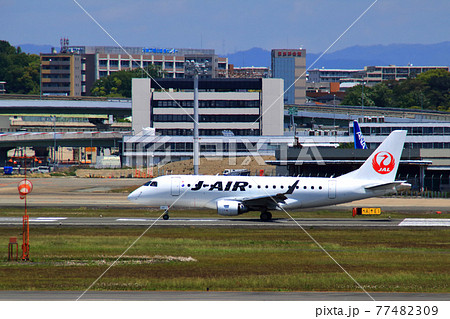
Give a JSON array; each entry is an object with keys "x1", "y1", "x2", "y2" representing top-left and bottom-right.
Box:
[
  {"x1": 40, "y1": 54, "x2": 83, "y2": 96},
  {"x1": 307, "y1": 65, "x2": 449, "y2": 87},
  {"x1": 126, "y1": 77, "x2": 284, "y2": 166},
  {"x1": 132, "y1": 78, "x2": 283, "y2": 137},
  {"x1": 362, "y1": 65, "x2": 449, "y2": 85},
  {"x1": 308, "y1": 68, "x2": 363, "y2": 83},
  {"x1": 40, "y1": 45, "x2": 228, "y2": 96},
  {"x1": 271, "y1": 49, "x2": 306, "y2": 105}
]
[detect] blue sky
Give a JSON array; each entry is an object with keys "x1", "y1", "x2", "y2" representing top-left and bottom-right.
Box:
[{"x1": 2, "y1": 0, "x2": 449, "y2": 54}]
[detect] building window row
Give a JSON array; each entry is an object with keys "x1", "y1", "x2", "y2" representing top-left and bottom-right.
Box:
[
  {"x1": 153, "y1": 100, "x2": 260, "y2": 108},
  {"x1": 358, "y1": 126, "x2": 450, "y2": 136},
  {"x1": 98, "y1": 59, "x2": 185, "y2": 69},
  {"x1": 42, "y1": 65, "x2": 70, "y2": 70},
  {"x1": 42, "y1": 57, "x2": 70, "y2": 62},
  {"x1": 152, "y1": 114, "x2": 259, "y2": 123},
  {"x1": 137, "y1": 139, "x2": 264, "y2": 153},
  {"x1": 42, "y1": 74, "x2": 70, "y2": 79},
  {"x1": 156, "y1": 129, "x2": 260, "y2": 136},
  {"x1": 42, "y1": 83, "x2": 70, "y2": 88},
  {"x1": 404, "y1": 143, "x2": 450, "y2": 149}
]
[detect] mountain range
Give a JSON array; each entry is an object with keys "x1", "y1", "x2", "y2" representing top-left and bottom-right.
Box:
[
  {"x1": 225, "y1": 42, "x2": 450, "y2": 69},
  {"x1": 16, "y1": 42, "x2": 450, "y2": 70},
  {"x1": 15, "y1": 44, "x2": 55, "y2": 55}
]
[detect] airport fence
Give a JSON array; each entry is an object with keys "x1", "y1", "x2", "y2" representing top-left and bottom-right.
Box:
[{"x1": 395, "y1": 190, "x2": 449, "y2": 199}]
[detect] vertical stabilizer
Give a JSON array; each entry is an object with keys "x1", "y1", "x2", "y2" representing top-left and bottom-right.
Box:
[
  {"x1": 339, "y1": 130, "x2": 406, "y2": 181},
  {"x1": 353, "y1": 120, "x2": 368, "y2": 149}
]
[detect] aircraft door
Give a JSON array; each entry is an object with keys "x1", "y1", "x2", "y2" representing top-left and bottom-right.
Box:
[
  {"x1": 171, "y1": 177, "x2": 180, "y2": 196},
  {"x1": 328, "y1": 180, "x2": 336, "y2": 199}
]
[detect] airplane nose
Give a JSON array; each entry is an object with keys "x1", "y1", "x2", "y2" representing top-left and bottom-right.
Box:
[{"x1": 127, "y1": 190, "x2": 141, "y2": 201}]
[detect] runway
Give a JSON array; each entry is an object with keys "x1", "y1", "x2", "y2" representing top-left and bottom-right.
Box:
[
  {"x1": 0, "y1": 291, "x2": 448, "y2": 301},
  {"x1": 1, "y1": 177, "x2": 450, "y2": 213},
  {"x1": 0, "y1": 216, "x2": 449, "y2": 228}
]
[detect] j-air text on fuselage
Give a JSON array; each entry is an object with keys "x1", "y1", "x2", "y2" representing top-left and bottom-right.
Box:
[{"x1": 128, "y1": 130, "x2": 411, "y2": 221}]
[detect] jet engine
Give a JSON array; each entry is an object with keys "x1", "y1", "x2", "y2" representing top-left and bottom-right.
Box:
[{"x1": 216, "y1": 200, "x2": 249, "y2": 216}]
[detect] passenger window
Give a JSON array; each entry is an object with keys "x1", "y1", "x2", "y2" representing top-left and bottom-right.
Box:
[
  {"x1": 303, "y1": 186, "x2": 307, "y2": 189},
  {"x1": 311, "y1": 186, "x2": 314, "y2": 190},
  {"x1": 319, "y1": 186, "x2": 322, "y2": 190}
]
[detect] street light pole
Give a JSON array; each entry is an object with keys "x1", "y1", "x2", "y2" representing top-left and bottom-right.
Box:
[
  {"x1": 361, "y1": 82, "x2": 365, "y2": 117},
  {"x1": 193, "y1": 72, "x2": 199, "y2": 175},
  {"x1": 52, "y1": 116, "x2": 56, "y2": 169},
  {"x1": 333, "y1": 94, "x2": 336, "y2": 129}
]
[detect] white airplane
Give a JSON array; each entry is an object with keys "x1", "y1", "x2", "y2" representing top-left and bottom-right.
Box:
[{"x1": 128, "y1": 130, "x2": 410, "y2": 220}]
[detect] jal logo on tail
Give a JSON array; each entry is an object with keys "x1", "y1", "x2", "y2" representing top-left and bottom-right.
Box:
[{"x1": 372, "y1": 151, "x2": 395, "y2": 174}]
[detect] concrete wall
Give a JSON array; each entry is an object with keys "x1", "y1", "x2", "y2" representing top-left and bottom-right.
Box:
[
  {"x1": 0, "y1": 116, "x2": 11, "y2": 131},
  {"x1": 132, "y1": 78, "x2": 151, "y2": 134},
  {"x1": 261, "y1": 78, "x2": 284, "y2": 136}
]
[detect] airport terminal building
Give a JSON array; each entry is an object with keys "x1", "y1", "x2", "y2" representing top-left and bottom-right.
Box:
[{"x1": 124, "y1": 77, "x2": 284, "y2": 167}]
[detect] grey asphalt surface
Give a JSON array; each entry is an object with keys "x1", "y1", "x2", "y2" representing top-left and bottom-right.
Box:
[
  {"x1": 0, "y1": 291, "x2": 448, "y2": 301},
  {"x1": 1, "y1": 177, "x2": 450, "y2": 212},
  {"x1": 0, "y1": 216, "x2": 446, "y2": 228}
]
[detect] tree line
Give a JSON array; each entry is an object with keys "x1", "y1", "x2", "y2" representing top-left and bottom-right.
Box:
[
  {"x1": 90, "y1": 65, "x2": 163, "y2": 98},
  {"x1": 0, "y1": 40, "x2": 40, "y2": 94},
  {"x1": 341, "y1": 69, "x2": 450, "y2": 112}
]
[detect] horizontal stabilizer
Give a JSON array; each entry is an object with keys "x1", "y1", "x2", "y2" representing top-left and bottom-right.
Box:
[{"x1": 365, "y1": 181, "x2": 411, "y2": 192}]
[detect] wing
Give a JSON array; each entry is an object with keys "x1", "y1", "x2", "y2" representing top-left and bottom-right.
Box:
[{"x1": 234, "y1": 180, "x2": 300, "y2": 210}]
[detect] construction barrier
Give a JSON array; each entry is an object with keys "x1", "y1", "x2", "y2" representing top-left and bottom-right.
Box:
[{"x1": 352, "y1": 207, "x2": 381, "y2": 217}]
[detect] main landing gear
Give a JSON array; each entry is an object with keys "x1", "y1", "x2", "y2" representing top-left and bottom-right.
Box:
[
  {"x1": 160, "y1": 206, "x2": 170, "y2": 220},
  {"x1": 259, "y1": 211, "x2": 272, "y2": 221}
]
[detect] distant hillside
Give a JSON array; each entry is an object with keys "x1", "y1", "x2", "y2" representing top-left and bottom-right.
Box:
[
  {"x1": 225, "y1": 47, "x2": 270, "y2": 67},
  {"x1": 225, "y1": 42, "x2": 450, "y2": 69},
  {"x1": 17, "y1": 42, "x2": 450, "y2": 68},
  {"x1": 308, "y1": 42, "x2": 450, "y2": 69},
  {"x1": 15, "y1": 44, "x2": 55, "y2": 55}
]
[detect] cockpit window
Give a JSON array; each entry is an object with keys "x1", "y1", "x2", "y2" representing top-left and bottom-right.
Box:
[{"x1": 143, "y1": 181, "x2": 158, "y2": 187}]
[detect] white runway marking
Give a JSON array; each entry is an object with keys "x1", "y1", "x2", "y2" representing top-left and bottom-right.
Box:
[
  {"x1": 30, "y1": 217, "x2": 67, "y2": 222},
  {"x1": 399, "y1": 218, "x2": 450, "y2": 227},
  {"x1": 116, "y1": 218, "x2": 149, "y2": 222}
]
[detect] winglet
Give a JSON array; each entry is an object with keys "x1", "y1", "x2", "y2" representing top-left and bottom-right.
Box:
[{"x1": 285, "y1": 180, "x2": 300, "y2": 195}]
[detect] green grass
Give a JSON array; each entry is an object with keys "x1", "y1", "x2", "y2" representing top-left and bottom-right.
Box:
[
  {"x1": 0, "y1": 227, "x2": 448, "y2": 292},
  {"x1": 0, "y1": 206, "x2": 447, "y2": 219}
]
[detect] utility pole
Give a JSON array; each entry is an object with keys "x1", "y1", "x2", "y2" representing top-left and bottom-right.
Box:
[
  {"x1": 186, "y1": 60, "x2": 208, "y2": 175},
  {"x1": 52, "y1": 116, "x2": 57, "y2": 170},
  {"x1": 193, "y1": 72, "x2": 199, "y2": 175},
  {"x1": 361, "y1": 81, "x2": 365, "y2": 117}
]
